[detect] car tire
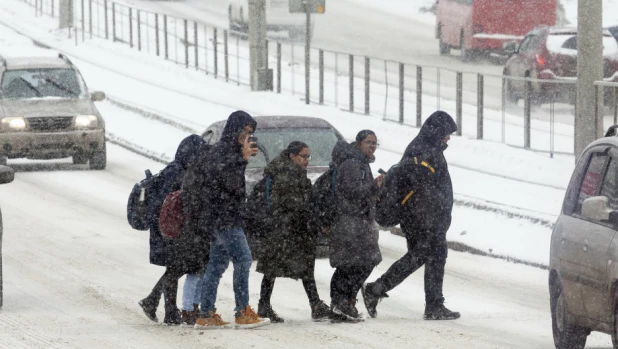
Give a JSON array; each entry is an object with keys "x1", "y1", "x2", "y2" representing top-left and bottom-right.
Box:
[
  {"x1": 89, "y1": 143, "x2": 107, "y2": 170},
  {"x1": 550, "y1": 276, "x2": 588, "y2": 349},
  {"x1": 73, "y1": 154, "x2": 88, "y2": 165},
  {"x1": 438, "y1": 25, "x2": 450, "y2": 55}
]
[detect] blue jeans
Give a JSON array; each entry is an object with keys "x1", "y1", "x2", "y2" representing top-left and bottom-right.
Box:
[
  {"x1": 200, "y1": 227, "x2": 252, "y2": 314},
  {"x1": 182, "y1": 273, "x2": 204, "y2": 311}
]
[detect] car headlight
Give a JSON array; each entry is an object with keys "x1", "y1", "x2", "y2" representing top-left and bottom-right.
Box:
[
  {"x1": 75, "y1": 115, "x2": 99, "y2": 129},
  {"x1": 1, "y1": 116, "x2": 27, "y2": 131}
]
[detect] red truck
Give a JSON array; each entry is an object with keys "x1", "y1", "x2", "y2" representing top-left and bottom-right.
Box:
[{"x1": 436, "y1": 0, "x2": 557, "y2": 61}]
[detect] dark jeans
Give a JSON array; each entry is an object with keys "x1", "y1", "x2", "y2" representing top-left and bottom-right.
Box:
[
  {"x1": 373, "y1": 231, "x2": 448, "y2": 306},
  {"x1": 145, "y1": 265, "x2": 185, "y2": 313},
  {"x1": 330, "y1": 265, "x2": 374, "y2": 305},
  {"x1": 259, "y1": 274, "x2": 321, "y2": 307}
]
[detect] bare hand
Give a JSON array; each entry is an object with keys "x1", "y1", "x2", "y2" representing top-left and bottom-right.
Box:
[
  {"x1": 241, "y1": 135, "x2": 258, "y2": 160},
  {"x1": 376, "y1": 174, "x2": 385, "y2": 188}
]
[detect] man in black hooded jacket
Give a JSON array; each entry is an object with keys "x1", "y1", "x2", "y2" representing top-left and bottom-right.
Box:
[
  {"x1": 184, "y1": 110, "x2": 268, "y2": 328},
  {"x1": 361, "y1": 111, "x2": 461, "y2": 321}
]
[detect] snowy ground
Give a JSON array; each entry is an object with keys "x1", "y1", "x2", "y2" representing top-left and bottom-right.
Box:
[{"x1": 0, "y1": 1, "x2": 616, "y2": 348}]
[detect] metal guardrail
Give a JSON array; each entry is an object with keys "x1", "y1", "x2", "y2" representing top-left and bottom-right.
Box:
[{"x1": 18, "y1": 0, "x2": 618, "y2": 157}]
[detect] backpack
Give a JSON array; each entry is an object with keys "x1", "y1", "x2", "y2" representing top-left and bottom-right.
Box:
[
  {"x1": 244, "y1": 175, "x2": 274, "y2": 239},
  {"x1": 127, "y1": 169, "x2": 165, "y2": 230},
  {"x1": 159, "y1": 190, "x2": 185, "y2": 239},
  {"x1": 375, "y1": 157, "x2": 432, "y2": 227},
  {"x1": 308, "y1": 166, "x2": 338, "y2": 231}
]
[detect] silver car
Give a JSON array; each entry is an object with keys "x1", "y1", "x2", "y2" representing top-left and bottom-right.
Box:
[
  {"x1": 0, "y1": 54, "x2": 106, "y2": 169},
  {"x1": 550, "y1": 127, "x2": 618, "y2": 349}
]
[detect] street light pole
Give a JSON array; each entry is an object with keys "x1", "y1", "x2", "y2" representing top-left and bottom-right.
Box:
[
  {"x1": 305, "y1": 1, "x2": 310, "y2": 104},
  {"x1": 575, "y1": 0, "x2": 603, "y2": 159},
  {"x1": 249, "y1": 0, "x2": 267, "y2": 91}
]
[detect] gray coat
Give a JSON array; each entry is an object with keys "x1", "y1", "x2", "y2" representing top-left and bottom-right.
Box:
[{"x1": 329, "y1": 141, "x2": 382, "y2": 268}]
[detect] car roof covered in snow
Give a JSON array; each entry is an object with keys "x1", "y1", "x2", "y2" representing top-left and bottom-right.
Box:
[
  {"x1": 209, "y1": 115, "x2": 339, "y2": 130},
  {"x1": 0, "y1": 56, "x2": 73, "y2": 70}
]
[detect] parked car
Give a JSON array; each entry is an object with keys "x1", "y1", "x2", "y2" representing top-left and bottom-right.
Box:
[
  {"x1": 549, "y1": 126, "x2": 618, "y2": 349},
  {"x1": 201, "y1": 115, "x2": 345, "y2": 257},
  {"x1": 608, "y1": 25, "x2": 618, "y2": 44},
  {"x1": 503, "y1": 26, "x2": 618, "y2": 105},
  {"x1": 228, "y1": 0, "x2": 315, "y2": 41},
  {"x1": 0, "y1": 54, "x2": 107, "y2": 169},
  {"x1": 435, "y1": 0, "x2": 556, "y2": 61},
  {"x1": 0, "y1": 165, "x2": 15, "y2": 309}
]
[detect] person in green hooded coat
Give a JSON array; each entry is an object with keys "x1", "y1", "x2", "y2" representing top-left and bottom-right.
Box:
[{"x1": 254, "y1": 141, "x2": 331, "y2": 323}]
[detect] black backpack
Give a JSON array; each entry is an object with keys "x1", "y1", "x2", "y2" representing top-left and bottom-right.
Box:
[
  {"x1": 244, "y1": 175, "x2": 274, "y2": 239},
  {"x1": 127, "y1": 169, "x2": 165, "y2": 231},
  {"x1": 375, "y1": 157, "x2": 425, "y2": 227},
  {"x1": 308, "y1": 166, "x2": 338, "y2": 231}
]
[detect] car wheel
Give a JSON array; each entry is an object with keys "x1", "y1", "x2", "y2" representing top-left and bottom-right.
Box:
[
  {"x1": 550, "y1": 276, "x2": 588, "y2": 349},
  {"x1": 73, "y1": 154, "x2": 88, "y2": 165},
  {"x1": 438, "y1": 25, "x2": 450, "y2": 55},
  {"x1": 89, "y1": 143, "x2": 107, "y2": 170}
]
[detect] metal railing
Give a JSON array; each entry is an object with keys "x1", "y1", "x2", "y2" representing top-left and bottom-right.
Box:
[{"x1": 18, "y1": 0, "x2": 618, "y2": 157}]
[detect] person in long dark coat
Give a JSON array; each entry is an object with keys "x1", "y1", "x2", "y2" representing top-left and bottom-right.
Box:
[
  {"x1": 253, "y1": 142, "x2": 331, "y2": 323},
  {"x1": 362, "y1": 110, "x2": 461, "y2": 321},
  {"x1": 329, "y1": 130, "x2": 384, "y2": 322},
  {"x1": 138, "y1": 134, "x2": 207, "y2": 325}
]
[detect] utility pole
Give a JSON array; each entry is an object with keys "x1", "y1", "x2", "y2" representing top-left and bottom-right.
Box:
[
  {"x1": 248, "y1": 0, "x2": 270, "y2": 91},
  {"x1": 575, "y1": 0, "x2": 603, "y2": 159},
  {"x1": 304, "y1": 1, "x2": 311, "y2": 104},
  {"x1": 59, "y1": 0, "x2": 74, "y2": 29}
]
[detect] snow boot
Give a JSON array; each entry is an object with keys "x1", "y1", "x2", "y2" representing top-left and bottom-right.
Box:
[
  {"x1": 195, "y1": 310, "x2": 233, "y2": 329},
  {"x1": 331, "y1": 299, "x2": 363, "y2": 323},
  {"x1": 257, "y1": 302, "x2": 285, "y2": 323},
  {"x1": 235, "y1": 305, "x2": 271, "y2": 329},
  {"x1": 181, "y1": 304, "x2": 199, "y2": 326},
  {"x1": 163, "y1": 308, "x2": 182, "y2": 325},
  {"x1": 361, "y1": 282, "x2": 389, "y2": 318},
  {"x1": 138, "y1": 298, "x2": 158, "y2": 323},
  {"x1": 423, "y1": 304, "x2": 461, "y2": 320},
  {"x1": 311, "y1": 300, "x2": 331, "y2": 321}
]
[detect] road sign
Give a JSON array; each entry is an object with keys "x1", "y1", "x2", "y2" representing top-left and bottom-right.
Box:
[{"x1": 289, "y1": 0, "x2": 325, "y2": 14}]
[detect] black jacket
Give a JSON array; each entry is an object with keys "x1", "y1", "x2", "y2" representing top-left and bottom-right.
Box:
[
  {"x1": 255, "y1": 152, "x2": 315, "y2": 279},
  {"x1": 183, "y1": 111, "x2": 257, "y2": 235},
  {"x1": 399, "y1": 110, "x2": 458, "y2": 236},
  {"x1": 148, "y1": 135, "x2": 206, "y2": 266},
  {"x1": 328, "y1": 141, "x2": 382, "y2": 268}
]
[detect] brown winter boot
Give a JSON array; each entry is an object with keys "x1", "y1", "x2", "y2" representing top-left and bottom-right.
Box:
[{"x1": 181, "y1": 304, "x2": 199, "y2": 326}]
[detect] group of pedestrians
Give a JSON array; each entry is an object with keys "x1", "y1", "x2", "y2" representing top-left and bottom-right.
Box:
[{"x1": 137, "y1": 109, "x2": 461, "y2": 328}]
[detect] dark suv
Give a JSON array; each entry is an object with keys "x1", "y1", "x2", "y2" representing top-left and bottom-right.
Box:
[{"x1": 504, "y1": 26, "x2": 618, "y2": 105}]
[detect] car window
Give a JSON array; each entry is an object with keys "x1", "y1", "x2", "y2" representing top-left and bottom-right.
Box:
[
  {"x1": 0, "y1": 68, "x2": 84, "y2": 99},
  {"x1": 546, "y1": 34, "x2": 618, "y2": 57},
  {"x1": 601, "y1": 158, "x2": 618, "y2": 210},
  {"x1": 518, "y1": 36, "x2": 532, "y2": 52},
  {"x1": 453, "y1": 0, "x2": 473, "y2": 5},
  {"x1": 574, "y1": 153, "x2": 609, "y2": 214},
  {"x1": 247, "y1": 128, "x2": 339, "y2": 169},
  {"x1": 523, "y1": 35, "x2": 541, "y2": 53}
]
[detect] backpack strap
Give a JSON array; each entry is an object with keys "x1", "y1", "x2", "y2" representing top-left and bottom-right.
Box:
[
  {"x1": 401, "y1": 190, "x2": 415, "y2": 205},
  {"x1": 265, "y1": 176, "x2": 272, "y2": 210},
  {"x1": 413, "y1": 156, "x2": 435, "y2": 174}
]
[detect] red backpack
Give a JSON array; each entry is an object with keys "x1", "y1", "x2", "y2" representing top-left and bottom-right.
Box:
[{"x1": 159, "y1": 190, "x2": 185, "y2": 239}]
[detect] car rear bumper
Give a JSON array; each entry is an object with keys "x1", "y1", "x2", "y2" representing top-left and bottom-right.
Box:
[{"x1": 0, "y1": 129, "x2": 105, "y2": 159}]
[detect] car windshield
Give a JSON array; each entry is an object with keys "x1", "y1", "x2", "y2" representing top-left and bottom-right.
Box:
[
  {"x1": 0, "y1": 68, "x2": 83, "y2": 99},
  {"x1": 247, "y1": 127, "x2": 339, "y2": 169}
]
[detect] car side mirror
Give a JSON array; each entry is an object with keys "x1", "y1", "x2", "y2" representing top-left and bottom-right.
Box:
[
  {"x1": 0, "y1": 165, "x2": 14, "y2": 185},
  {"x1": 582, "y1": 196, "x2": 613, "y2": 221},
  {"x1": 90, "y1": 91, "x2": 106, "y2": 102},
  {"x1": 504, "y1": 41, "x2": 518, "y2": 56}
]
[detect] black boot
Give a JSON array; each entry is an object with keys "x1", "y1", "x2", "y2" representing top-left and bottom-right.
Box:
[
  {"x1": 331, "y1": 299, "x2": 362, "y2": 323},
  {"x1": 310, "y1": 300, "x2": 331, "y2": 321},
  {"x1": 361, "y1": 282, "x2": 389, "y2": 318},
  {"x1": 423, "y1": 303, "x2": 460, "y2": 320},
  {"x1": 257, "y1": 302, "x2": 285, "y2": 323},
  {"x1": 163, "y1": 308, "x2": 182, "y2": 325},
  {"x1": 181, "y1": 304, "x2": 199, "y2": 326},
  {"x1": 138, "y1": 297, "x2": 159, "y2": 323}
]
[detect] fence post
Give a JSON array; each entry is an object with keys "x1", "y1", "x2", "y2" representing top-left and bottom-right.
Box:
[
  {"x1": 88, "y1": 0, "x2": 92, "y2": 39},
  {"x1": 81, "y1": 0, "x2": 85, "y2": 42},
  {"x1": 477, "y1": 73, "x2": 484, "y2": 139},
  {"x1": 349, "y1": 54, "x2": 354, "y2": 112},
  {"x1": 456, "y1": 72, "x2": 463, "y2": 136},
  {"x1": 319, "y1": 50, "x2": 324, "y2": 105},
  {"x1": 52, "y1": 0, "x2": 55, "y2": 17},
  {"x1": 364, "y1": 57, "x2": 370, "y2": 115},
  {"x1": 137, "y1": 10, "x2": 141, "y2": 51},
  {"x1": 399, "y1": 63, "x2": 404, "y2": 124},
  {"x1": 224, "y1": 30, "x2": 229, "y2": 82},
  {"x1": 524, "y1": 78, "x2": 531, "y2": 148},
  {"x1": 277, "y1": 42, "x2": 282, "y2": 94},
  {"x1": 164, "y1": 15, "x2": 169, "y2": 60},
  {"x1": 614, "y1": 86, "x2": 618, "y2": 125},
  {"x1": 194, "y1": 22, "x2": 199, "y2": 71},
  {"x1": 213, "y1": 28, "x2": 218, "y2": 79},
  {"x1": 112, "y1": 2, "x2": 116, "y2": 42},
  {"x1": 184, "y1": 19, "x2": 189, "y2": 68},
  {"x1": 155, "y1": 14, "x2": 159, "y2": 56},
  {"x1": 104, "y1": 0, "x2": 108, "y2": 40},
  {"x1": 416, "y1": 65, "x2": 422, "y2": 127},
  {"x1": 129, "y1": 8, "x2": 133, "y2": 48}
]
